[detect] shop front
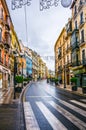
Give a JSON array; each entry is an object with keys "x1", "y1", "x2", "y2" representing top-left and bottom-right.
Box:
[
  {"x1": 73, "y1": 67, "x2": 86, "y2": 87},
  {"x1": 0, "y1": 65, "x2": 11, "y2": 90}
]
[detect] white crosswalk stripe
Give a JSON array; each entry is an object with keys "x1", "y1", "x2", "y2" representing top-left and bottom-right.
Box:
[
  {"x1": 41, "y1": 86, "x2": 86, "y2": 109},
  {"x1": 70, "y1": 100, "x2": 86, "y2": 108},
  {"x1": 24, "y1": 102, "x2": 40, "y2": 130},
  {"x1": 49, "y1": 101, "x2": 86, "y2": 130},
  {"x1": 24, "y1": 100, "x2": 86, "y2": 130},
  {"x1": 36, "y1": 102, "x2": 67, "y2": 130},
  {"x1": 80, "y1": 99, "x2": 86, "y2": 103},
  {"x1": 59, "y1": 100, "x2": 86, "y2": 117}
]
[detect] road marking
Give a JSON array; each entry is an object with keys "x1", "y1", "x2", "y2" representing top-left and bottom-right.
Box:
[
  {"x1": 24, "y1": 102, "x2": 40, "y2": 130},
  {"x1": 80, "y1": 99, "x2": 86, "y2": 103},
  {"x1": 59, "y1": 100, "x2": 86, "y2": 117},
  {"x1": 41, "y1": 86, "x2": 86, "y2": 117},
  {"x1": 41, "y1": 86, "x2": 86, "y2": 108},
  {"x1": 49, "y1": 101, "x2": 86, "y2": 130},
  {"x1": 70, "y1": 100, "x2": 86, "y2": 108},
  {"x1": 36, "y1": 102, "x2": 67, "y2": 130}
]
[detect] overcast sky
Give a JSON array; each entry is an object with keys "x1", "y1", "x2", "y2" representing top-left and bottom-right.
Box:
[{"x1": 6, "y1": 0, "x2": 71, "y2": 71}]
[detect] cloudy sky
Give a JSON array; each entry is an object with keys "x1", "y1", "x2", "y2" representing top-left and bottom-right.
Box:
[{"x1": 6, "y1": 0, "x2": 71, "y2": 70}]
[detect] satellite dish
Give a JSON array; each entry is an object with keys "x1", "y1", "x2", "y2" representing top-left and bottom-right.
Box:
[{"x1": 61, "y1": 0, "x2": 72, "y2": 8}]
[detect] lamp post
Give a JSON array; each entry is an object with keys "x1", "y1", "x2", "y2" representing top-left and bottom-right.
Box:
[
  {"x1": 13, "y1": 53, "x2": 19, "y2": 99},
  {"x1": 21, "y1": 61, "x2": 23, "y2": 89},
  {"x1": 14, "y1": 56, "x2": 16, "y2": 99},
  {"x1": 20, "y1": 52, "x2": 25, "y2": 89},
  {"x1": 64, "y1": 64, "x2": 66, "y2": 88}
]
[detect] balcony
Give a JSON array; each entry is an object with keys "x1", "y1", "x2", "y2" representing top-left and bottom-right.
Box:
[
  {"x1": 5, "y1": 20, "x2": 10, "y2": 31},
  {"x1": 78, "y1": 1, "x2": 84, "y2": 12},
  {"x1": 0, "y1": 57, "x2": 3, "y2": 64},
  {"x1": 58, "y1": 53, "x2": 61, "y2": 59},
  {"x1": 82, "y1": 59, "x2": 86, "y2": 66},
  {"x1": 4, "y1": 61, "x2": 8, "y2": 67},
  {"x1": 4, "y1": 32, "x2": 11, "y2": 49},
  {"x1": 58, "y1": 66, "x2": 63, "y2": 73},
  {"x1": 79, "y1": 19, "x2": 85, "y2": 28},
  {"x1": 71, "y1": 41, "x2": 79, "y2": 50},
  {"x1": 66, "y1": 60, "x2": 72, "y2": 67},
  {"x1": 66, "y1": 44, "x2": 71, "y2": 53},
  {"x1": 74, "y1": 11, "x2": 77, "y2": 19},
  {"x1": 72, "y1": 60, "x2": 81, "y2": 67},
  {"x1": 66, "y1": 22, "x2": 72, "y2": 36},
  {"x1": 0, "y1": 17, "x2": 4, "y2": 26},
  {"x1": 79, "y1": 39, "x2": 86, "y2": 47}
]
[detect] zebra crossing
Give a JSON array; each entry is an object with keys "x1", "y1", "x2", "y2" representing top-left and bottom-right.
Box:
[{"x1": 24, "y1": 98, "x2": 86, "y2": 130}]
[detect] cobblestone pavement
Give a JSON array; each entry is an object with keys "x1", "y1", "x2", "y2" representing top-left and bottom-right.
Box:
[{"x1": 24, "y1": 80, "x2": 86, "y2": 130}]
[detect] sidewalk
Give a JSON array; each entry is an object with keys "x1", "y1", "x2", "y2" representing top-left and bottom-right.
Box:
[
  {"x1": 56, "y1": 84, "x2": 86, "y2": 97},
  {"x1": 0, "y1": 87, "x2": 14, "y2": 104},
  {"x1": 0, "y1": 87, "x2": 26, "y2": 130}
]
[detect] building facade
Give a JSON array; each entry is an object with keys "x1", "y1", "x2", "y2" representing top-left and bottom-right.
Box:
[
  {"x1": 24, "y1": 47, "x2": 32, "y2": 78},
  {"x1": 70, "y1": 0, "x2": 86, "y2": 87},
  {"x1": 55, "y1": 0, "x2": 86, "y2": 87},
  {"x1": 0, "y1": 0, "x2": 11, "y2": 90}
]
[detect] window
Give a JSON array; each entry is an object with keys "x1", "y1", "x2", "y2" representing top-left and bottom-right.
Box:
[
  {"x1": 67, "y1": 55, "x2": 69, "y2": 63},
  {"x1": 74, "y1": 5, "x2": 77, "y2": 15},
  {"x1": 81, "y1": 30, "x2": 84, "y2": 42},
  {"x1": 80, "y1": 12, "x2": 84, "y2": 24},
  {"x1": 0, "y1": 28, "x2": 2, "y2": 41},
  {"x1": 4, "y1": 54, "x2": 6, "y2": 65},
  {"x1": 58, "y1": 47, "x2": 61, "y2": 56},
  {"x1": 75, "y1": 21, "x2": 77, "y2": 29},
  {"x1": 0, "y1": 8, "x2": 3, "y2": 19},
  {"x1": 82, "y1": 50, "x2": 85, "y2": 60}
]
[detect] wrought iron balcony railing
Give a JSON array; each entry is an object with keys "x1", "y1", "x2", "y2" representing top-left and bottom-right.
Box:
[
  {"x1": 0, "y1": 57, "x2": 3, "y2": 64},
  {"x1": 81, "y1": 59, "x2": 86, "y2": 66},
  {"x1": 78, "y1": 1, "x2": 84, "y2": 11},
  {"x1": 72, "y1": 61, "x2": 81, "y2": 67}
]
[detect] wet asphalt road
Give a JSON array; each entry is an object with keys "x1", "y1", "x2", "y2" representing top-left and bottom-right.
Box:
[{"x1": 24, "y1": 80, "x2": 86, "y2": 130}]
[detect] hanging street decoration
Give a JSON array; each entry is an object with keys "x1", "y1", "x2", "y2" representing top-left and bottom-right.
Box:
[
  {"x1": 61, "y1": 0, "x2": 72, "y2": 8},
  {"x1": 11, "y1": 0, "x2": 72, "y2": 10},
  {"x1": 40, "y1": 0, "x2": 59, "y2": 11},
  {"x1": 11, "y1": 0, "x2": 32, "y2": 10}
]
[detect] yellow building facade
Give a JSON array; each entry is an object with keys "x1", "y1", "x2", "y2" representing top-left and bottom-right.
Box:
[
  {"x1": 55, "y1": 0, "x2": 86, "y2": 87},
  {"x1": 70, "y1": 0, "x2": 86, "y2": 87}
]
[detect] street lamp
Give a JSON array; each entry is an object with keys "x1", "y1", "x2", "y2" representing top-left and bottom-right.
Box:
[
  {"x1": 64, "y1": 64, "x2": 66, "y2": 88},
  {"x1": 20, "y1": 52, "x2": 25, "y2": 89},
  {"x1": 13, "y1": 52, "x2": 19, "y2": 99}
]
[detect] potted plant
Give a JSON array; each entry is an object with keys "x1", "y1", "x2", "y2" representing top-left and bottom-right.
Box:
[
  {"x1": 55, "y1": 78, "x2": 58, "y2": 85},
  {"x1": 15, "y1": 75, "x2": 23, "y2": 93},
  {"x1": 70, "y1": 77, "x2": 77, "y2": 91},
  {"x1": 23, "y1": 77, "x2": 31, "y2": 85}
]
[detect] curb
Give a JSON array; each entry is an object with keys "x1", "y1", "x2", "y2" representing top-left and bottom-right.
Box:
[
  {"x1": 19, "y1": 81, "x2": 32, "y2": 103},
  {"x1": 48, "y1": 83, "x2": 86, "y2": 98},
  {"x1": 55, "y1": 85, "x2": 86, "y2": 98},
  {"x1": 19, "y1": 81, "x2": 33, "y2": 130}
]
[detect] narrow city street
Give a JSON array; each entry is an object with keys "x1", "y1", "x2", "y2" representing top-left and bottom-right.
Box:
[{"x1": 24, "y1": 80, "x2": 86, "y2": 130}]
